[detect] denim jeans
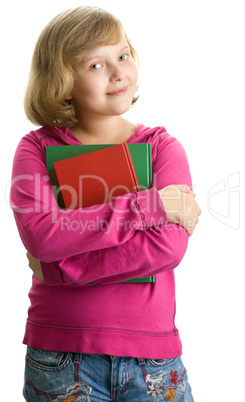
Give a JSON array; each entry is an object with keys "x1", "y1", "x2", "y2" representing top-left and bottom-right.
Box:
[{"x1": 23, "y1": 346, "x2": 194, "y2": 401}]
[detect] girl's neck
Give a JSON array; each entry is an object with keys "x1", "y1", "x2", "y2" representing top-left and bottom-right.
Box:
[{"x1": 70, "y1": 116, "x2": 137, "y2": 145}]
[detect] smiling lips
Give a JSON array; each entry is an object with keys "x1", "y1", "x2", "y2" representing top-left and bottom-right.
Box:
[{"x1": 107, "y1": 86, "x2": 128, "y2": 95}]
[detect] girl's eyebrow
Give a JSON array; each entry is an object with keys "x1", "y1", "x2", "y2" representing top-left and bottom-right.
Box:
[{"x1": 82, "y1": 45, "x2": 130, "y2": 64}]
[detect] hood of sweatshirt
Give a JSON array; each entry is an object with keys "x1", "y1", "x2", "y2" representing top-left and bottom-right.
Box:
[{"x1": 30, "y1": 124, "x2": 166, "y2": 147}]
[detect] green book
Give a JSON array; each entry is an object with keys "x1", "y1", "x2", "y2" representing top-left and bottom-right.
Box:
[{"x1": 46, "y1": 144, "x2": 154, "y2": 284}]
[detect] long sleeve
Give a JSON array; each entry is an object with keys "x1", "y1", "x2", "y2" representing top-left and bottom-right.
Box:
[
  {"x1": 40, "y1": 129, "x2": 192, "y2": 285},
  {"x1": 10, "y1": 132, "x2": 167, "y2": 263}
]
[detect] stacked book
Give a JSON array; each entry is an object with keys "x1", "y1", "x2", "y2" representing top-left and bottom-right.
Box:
[{"x1": 46, "y1": 143, "x2": 154, "y2": 283}]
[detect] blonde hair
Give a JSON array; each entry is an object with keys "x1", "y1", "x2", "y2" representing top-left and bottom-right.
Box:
[{"x1": 24, "y1": 6, "x2": 139, "y2": 128}]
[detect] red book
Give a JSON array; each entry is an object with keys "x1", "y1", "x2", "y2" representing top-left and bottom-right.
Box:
[{"x1": 53, "y1": 144, "x2": 140, "y2": 209}]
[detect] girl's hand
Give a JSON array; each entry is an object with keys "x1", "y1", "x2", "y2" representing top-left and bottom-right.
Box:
[
  {"x1": 158, "y1": 185, "x2": 201, "y2": 236},
  {"x1": 26, "y1": 252, "x2": 44, "y2": 281}
]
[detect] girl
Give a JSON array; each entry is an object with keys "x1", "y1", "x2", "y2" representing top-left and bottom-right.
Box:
[{"x1": 10, "y1": 6, "x2": 201, "y2": 401}]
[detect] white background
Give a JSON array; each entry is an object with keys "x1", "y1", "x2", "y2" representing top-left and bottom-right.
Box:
[{"x1": 1, "y1": 0, "x2": 244, "y2": 400}]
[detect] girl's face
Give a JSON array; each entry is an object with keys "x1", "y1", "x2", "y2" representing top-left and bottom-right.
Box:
[{"x1": 70, "y1": 35, "x2": 138, "y2": 120}]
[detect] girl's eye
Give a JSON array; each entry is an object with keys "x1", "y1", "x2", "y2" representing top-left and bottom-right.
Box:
[
  {"x1": 119, "y1": 54, "x2": 128, "y2": 61},
  {"x1": 89, "y1": 54, "x2": 129, "y2": 69},
  {"x1": 90, "y1": 63, "x2": 102, "y2": 70}
]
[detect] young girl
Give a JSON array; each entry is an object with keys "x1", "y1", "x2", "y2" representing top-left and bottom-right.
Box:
[{"x1": 10, "y1": 6, "x2": 201, "y2": 401}]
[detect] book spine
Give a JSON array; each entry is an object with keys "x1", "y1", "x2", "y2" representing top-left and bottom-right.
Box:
[
  {"x1": 123, "y1": 144, "x2": 141, "y2": 192},
  {"x1": 148, "y1": 144, "x2": 152, "y2": 188}
]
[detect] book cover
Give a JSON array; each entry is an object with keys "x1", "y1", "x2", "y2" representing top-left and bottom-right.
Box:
[
  {"x1": 52, "y1": 144, "x2": 140, "y2": 209},
  {"x1": 46, "y1": 143, "x2": 154, "y2": 284}
]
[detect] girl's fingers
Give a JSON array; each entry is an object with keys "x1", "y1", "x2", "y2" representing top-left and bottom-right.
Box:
[{"x1": 176, "y1": 184, "x2": 195, "y2": 195}]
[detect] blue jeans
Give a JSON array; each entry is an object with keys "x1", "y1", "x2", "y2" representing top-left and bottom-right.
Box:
[{"x1": 23, "y1": 347, "x2": 194, "y2": 401}]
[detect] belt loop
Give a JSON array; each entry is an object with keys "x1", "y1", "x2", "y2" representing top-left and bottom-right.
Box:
[
  {"x1": 137, "y1": 358, "x2": 145, "y2": 366},
  {"x1": 110, "y1": 355, "x2": 118, "y2": 361},
  {"x1": 73, "y1": 352, "x2": 82, "y2": 363}
]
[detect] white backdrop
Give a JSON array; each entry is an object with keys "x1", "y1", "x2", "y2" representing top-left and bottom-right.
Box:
[{"x1": 1, "y1": 0, "x2": 244, "y2": 401}]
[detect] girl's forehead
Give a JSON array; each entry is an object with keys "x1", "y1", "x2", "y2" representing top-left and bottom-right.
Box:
[{"x1": 89, "y1": 35, "x2": 128, "y2": 53}]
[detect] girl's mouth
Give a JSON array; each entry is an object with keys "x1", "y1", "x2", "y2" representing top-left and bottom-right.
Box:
[{"x1": 107, "y1": 86, "x2": 128, "y2": 95}]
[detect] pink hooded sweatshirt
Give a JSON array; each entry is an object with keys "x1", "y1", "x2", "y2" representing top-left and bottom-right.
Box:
[{"x1": 10, "y1": 124, "x2": 191, "y2": 359}]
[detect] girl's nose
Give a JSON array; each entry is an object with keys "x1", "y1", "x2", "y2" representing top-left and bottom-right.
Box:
[{"x1": 109, "y1": 64, "x2": 124, "y2": 82}]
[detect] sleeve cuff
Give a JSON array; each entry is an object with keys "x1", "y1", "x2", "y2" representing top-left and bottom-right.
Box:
[
  {"x1": 133, "y1": 188, "x2": 168, "y2": 229},
  {"x1": 41, "y1": 261, "x2": 65, "y2": 285}
]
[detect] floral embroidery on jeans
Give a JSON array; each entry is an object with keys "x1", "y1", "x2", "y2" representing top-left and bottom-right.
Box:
[
  {"x1": 170, "y1": 370, "x2": 178, "y2": 385},
  {"x1": 26, "y1": 380, "x2": 92, "y2": 401},
  {"x1": 165, "y1": 388, "x2": 177, "y2": 401},
  {"x1": 140, "y1": 362, "x2": 187, "y2": 400},
  {"x1": 145, "y1": 373, "x2": 165, "y2": 398},
  {"x1": 56, "y1": 382, "x2": 92, "y2": 401}
]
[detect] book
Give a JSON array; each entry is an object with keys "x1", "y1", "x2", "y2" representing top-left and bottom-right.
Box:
[
  {"x1": 52, "y1": 144, "x2": 140, "y2": 209},
  {"x1": 46, "y1": 144, "x2": 152, "y2": 209},
  {"x1": 46, "y1": 143, "x2": 154, "y2": 283}
]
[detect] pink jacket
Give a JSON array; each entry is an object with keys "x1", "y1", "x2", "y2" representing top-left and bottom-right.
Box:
[{"x1": 10, "y1": 124, "x2": 191, "y2": 358}]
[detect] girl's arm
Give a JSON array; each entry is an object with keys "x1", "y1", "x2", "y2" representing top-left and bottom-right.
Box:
[
  {"x1": 35, "y1": 133, "x2": 199, "y2": 285},
  {"x1": 10, "y1": 134, "x2": 167, "y2": 263}
]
